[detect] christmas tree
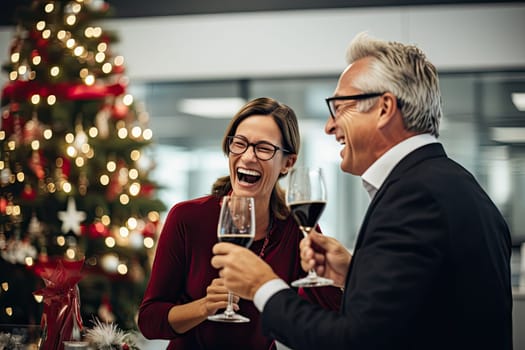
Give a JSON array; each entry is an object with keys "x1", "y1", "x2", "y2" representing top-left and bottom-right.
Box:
[{"x1": 0, "y1": 0, "x2": 165, "y2": 332}]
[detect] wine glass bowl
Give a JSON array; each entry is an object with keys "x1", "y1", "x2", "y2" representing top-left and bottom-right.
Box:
[
  {"x1": 208, "y1": 195, "x2": 255, "y2": 323},
  {"x1": 287, "y1": 167, "x2": 333, "y2": 288},
  {"x1": 289, "y1": 200, "x2": 327, "y2": 234}
]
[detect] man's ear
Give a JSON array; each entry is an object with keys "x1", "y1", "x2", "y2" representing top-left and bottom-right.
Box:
[{"x1": 377, "y1": 92, "x2": 399, "y2": 130}]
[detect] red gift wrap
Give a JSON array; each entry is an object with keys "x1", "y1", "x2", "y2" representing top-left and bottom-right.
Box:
[{"x1": 33, "y1": 258, "x2": 85, "y2": 350}]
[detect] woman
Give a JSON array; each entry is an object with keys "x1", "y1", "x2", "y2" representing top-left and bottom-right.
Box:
[{"x1": 138, "y1": 97, "x2": 341, "y2": 350}]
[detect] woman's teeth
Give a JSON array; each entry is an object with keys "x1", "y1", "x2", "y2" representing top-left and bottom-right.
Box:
[{"x1": 237, "y1": 168, "x2": 261, "y2": 184}]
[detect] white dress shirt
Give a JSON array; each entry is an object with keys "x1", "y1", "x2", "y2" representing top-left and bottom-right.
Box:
[
  {"x1": 361, "y1": 133, "x2": 438, "y2": 199},
  {"x1": 254, "y1": 133, "x2": 439, "y2": 312}
]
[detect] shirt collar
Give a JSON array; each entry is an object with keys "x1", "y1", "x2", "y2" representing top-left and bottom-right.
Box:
[{"x1": 361, "y1": 133, "x2": 438, "y2": 199}]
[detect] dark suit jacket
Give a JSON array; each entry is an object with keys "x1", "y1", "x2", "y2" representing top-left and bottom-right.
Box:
[{"x1": 262, "y1": 143, "x2": 513, "y2": 350}]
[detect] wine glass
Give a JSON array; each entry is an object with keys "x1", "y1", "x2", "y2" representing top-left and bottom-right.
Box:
[
  {"x1": 208, "y1": 195, "x2": 255, "y2": 323},
  {"x1": 287, "y1": 167, "x2": 333, "y2": 288}
]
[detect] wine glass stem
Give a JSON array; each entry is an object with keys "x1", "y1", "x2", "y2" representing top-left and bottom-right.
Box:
[
  {"x1": 306, "y1": 268, "x2": 318, "y2": 279},
  {"x1": 224, "y1": 292, "x2": 235, "y2": 317},
  {"x1": 301, "y1": 228, "x2": 319, "y2": 280}
]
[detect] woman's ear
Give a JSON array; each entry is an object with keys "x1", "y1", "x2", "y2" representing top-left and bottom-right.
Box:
[{"x1": 282, "y1": 154, "x2": 297, "y2": 175}]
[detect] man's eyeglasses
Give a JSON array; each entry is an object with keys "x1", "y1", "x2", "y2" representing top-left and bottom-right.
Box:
[
  {"x1": 227, "y1": 135, "x2": 291, "y2": 161},
  {"x1": 325, "y1": 92, "x2": 385, "y2": 119}
]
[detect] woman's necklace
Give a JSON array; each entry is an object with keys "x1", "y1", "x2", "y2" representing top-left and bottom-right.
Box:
[{"x1": 258, "y1": 215, "x2": 273, "y2": 258}]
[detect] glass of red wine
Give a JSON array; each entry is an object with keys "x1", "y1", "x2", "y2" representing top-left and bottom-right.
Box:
[
  {"x1": 208, "y1": 195, "x2": 255, "y2": 323},
  {"x1": 287, "y1": 167, "x2": 333, "y2": 288}
]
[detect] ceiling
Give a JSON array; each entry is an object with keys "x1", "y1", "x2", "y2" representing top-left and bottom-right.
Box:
[{"x1": 2, "y1": 0, "x2": 523, "y2": 26}]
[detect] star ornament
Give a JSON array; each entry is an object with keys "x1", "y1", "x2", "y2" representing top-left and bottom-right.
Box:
[{"x1": 58, "y1": 197, "x2": 87, "y2": 235}]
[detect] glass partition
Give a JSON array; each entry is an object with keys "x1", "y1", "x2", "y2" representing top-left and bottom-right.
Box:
[{"x1": 134, "y1": 71, "x2": 525, "y2": 252}]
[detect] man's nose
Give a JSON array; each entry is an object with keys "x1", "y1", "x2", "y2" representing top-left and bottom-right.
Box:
[{"x1": 324, "y1": 116, "x2": 336, "y2": 135}]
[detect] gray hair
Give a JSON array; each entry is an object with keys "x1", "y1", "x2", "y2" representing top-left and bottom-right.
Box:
[{"x1": 346, "y1": 32, "x2": 442, "y2": 137}]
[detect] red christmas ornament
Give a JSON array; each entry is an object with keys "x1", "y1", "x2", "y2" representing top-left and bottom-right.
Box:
[
  {"x1": 140, "y1": 183, "x2": 155, "y2": 197},
  {"x1": 112, "y1": 64, "x2": 125, "y2": 74},
  {"x1": 111, "y1": 102, "x2": 128, "y2": 120},
  {"x1": 0, "y1": 197, "x2": 7, "y2": 213},
  {"x1": 84, "y1": 222, "x2": 110, "y2": 239},
  {"x1": 142, "y1": 221, "x2": 157, "y2": 238},
  {"x1": 35, "y1": 37, "x2": 49, "y2": 53},
  {"x1": 60, "y1": 157, "x2": 72, "y2": 178},
  {"x1": 105, "y1": 179, "x2": 122, "y2": 201},
  {"x1": 21, "y1": 184, "x2": 37, "y2": 201},
  {"x1": 29, "y1": 150, "x2": 46, "y2": 179}
]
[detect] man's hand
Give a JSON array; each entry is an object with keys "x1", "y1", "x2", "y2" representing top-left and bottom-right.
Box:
[
  {"x1": 300, "y1": 231, "x2": 352, "y2": 288},
  {"x1": 211, "y1": 242, "x2": 279, "y2": 300}
]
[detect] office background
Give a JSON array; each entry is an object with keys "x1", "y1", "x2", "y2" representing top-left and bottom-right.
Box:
[{"x1": 1, "y1": 1, "x2": 525, "y2": 348}]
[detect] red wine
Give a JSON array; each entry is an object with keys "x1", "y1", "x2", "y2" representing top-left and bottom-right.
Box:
[
  {"x1": 219, "y1": 234, "x2": 254, "y2": 247},
  {"x1": 290, "y1": 200, "x2": 326, "y2": 232}
]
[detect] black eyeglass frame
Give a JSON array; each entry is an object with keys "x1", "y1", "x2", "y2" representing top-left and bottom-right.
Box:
[
  {"x1": 325, "y1": 92, "x2": 385, "y2": 119},
  {"x1": 226, "y1": 135, "x2": 291, "y2": 161}
]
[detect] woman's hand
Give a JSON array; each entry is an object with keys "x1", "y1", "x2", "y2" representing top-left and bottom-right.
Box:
[
  {"x1": 167, "y1": 277, "x2": 240, "y2": 334},
  {"x1": 204, "y1": 278, "x2": 239, "y2": 316}
]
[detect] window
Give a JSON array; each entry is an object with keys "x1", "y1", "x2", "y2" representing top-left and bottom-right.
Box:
[{"x1": 134, "y1": 72, "x2": 525, "y2": 252}]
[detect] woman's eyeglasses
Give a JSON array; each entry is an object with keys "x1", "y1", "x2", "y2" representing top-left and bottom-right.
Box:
[{"x1": 227, "y1": 135, "x2": 290, "y2": 161}]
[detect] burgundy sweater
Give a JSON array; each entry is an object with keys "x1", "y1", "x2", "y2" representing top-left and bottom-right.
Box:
[{"x1": 138, "y1": 195, "x2": 341, "y2": 350}]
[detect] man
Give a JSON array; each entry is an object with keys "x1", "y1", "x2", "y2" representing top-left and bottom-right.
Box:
[{"x1": 211, "y1": 32, "x2": 513, "y2": 350}]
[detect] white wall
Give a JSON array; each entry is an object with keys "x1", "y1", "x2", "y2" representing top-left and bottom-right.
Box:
[{"x1": 1, "y1": 3, "x2": 524, "y2": 84}]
